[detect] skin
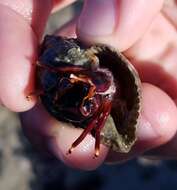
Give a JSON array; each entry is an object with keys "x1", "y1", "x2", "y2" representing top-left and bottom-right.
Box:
[{"x1": 1, "y1": 0, "x2": 177, "y2": 170}]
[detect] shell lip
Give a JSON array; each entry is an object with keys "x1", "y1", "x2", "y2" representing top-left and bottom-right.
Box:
[{"x1": 90, "y1": 43, "x2": 141, "y2": 153}]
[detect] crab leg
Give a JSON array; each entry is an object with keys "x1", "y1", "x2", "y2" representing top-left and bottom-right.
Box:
[
  {"x1": 94, "y1": 100, "x2": 112, "y2": 157},
  {"x1": 68, "y1": 99, "x2": 112, "y2": 157},
  {"x1": 68, "y1": 118, "x2": 97, "y2": 154},
  {"x1": 37, "y1": 61, "x2": 87, "y2": 73}
]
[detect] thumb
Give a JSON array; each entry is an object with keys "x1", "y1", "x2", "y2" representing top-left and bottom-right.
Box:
[{"x1": 77, "y1": 0, "x2": 164, "y2": 51}]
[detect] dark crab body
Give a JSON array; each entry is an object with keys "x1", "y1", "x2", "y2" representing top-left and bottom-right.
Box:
[{"x1": 37, "y1": 35, "x2": 141, "y2": 156}]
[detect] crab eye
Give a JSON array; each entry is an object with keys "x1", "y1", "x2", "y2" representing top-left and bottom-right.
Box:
[{"x1": 80, "y1": 97, "x2": 99, "y2": 117}]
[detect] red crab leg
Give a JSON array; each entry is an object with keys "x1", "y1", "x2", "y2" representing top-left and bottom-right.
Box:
[
  {"x1": 68, "y1": 118, "x2": 97, "y2": 154},
  {"x1": 68, "y1": 99, "x2": 112, "y2": 157},
  {"x1": 94, "y1": 100, "x2": 112, "y2": 157},
  {"x1": 37, "y1": 61, "x2": 87, "y2": 73}
]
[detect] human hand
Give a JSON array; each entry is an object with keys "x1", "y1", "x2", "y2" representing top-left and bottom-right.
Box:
[
  {"x1": 2, "y1": 0, "x2": 177, "y2": 170},
  {"x1": 74, "y1": 0, "x2": 177, "y2": 163}
]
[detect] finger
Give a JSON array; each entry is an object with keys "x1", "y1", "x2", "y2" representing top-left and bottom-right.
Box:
[
  {"x1": 162, "y1": 0, "x2": 177, "y2": 29},
  {"x1": 20, "y1": 105, "x2": 108, "y2": 171},
  {"x1": 106, "y1": 83, "x2": 177, "y2": 163},
  {"x1": 77, "y1": 0, "x2": 164, "y2": 51},
  {"x1": 124, "y1": 13, "x2": 177, "y2": 102},
  {"x1": 0, "y1": 0, "x2": 74, "y2": 111},
  {"x1": 0, "y1": 1, "x2": 75, "y2": 36},
  {"x1": 0, "y1": 4, "x2": 39, "y2": 111},
  {"x1": 125, "y1": 13, "x2": 177, "y2": 62},
  {"x1": 0, "y1": 0, "x2": 52, "y2": 111},
  {"x1": 0, "y1": 0, "x2": 53, "y2": 38}
]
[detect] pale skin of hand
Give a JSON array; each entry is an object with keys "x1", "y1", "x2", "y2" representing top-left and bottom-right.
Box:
[{"x1": 1, "y1": 0, "x2": 177, "y2": 170}]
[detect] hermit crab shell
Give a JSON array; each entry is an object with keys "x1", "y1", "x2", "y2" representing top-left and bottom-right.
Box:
[
  {"x1": 38, "y1": 36, "x2": 141, "y2": 153},
  {"x1": 90, "y1": 45, "x2": 141, "y2": 153}
]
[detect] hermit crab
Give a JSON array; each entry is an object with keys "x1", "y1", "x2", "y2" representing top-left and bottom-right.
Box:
[{"x1": 33, "y1": 35, "x2": 141, "y2": 157}]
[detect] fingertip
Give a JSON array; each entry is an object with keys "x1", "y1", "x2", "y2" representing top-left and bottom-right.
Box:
[
  {"x1": 49, "y1": 126, "x2": 108, "y2": 170},
  {"x1": 139, "y1": 83, "x2": 177, "y2": 145},
  {"x1": 135, "y1": 83, "x2": 177, "y2": 159},
  {"x1": 106, "y1": 83, "x2": 177, "y2": 163},
  {"x1": 1, "y1": 92, "x2": 37, "y2": 112},
  {"x1": 21, "y1": 105, "x2": 109, "y2": 170},
  {"x1": 0, "y1": 0, "x2": 58, "y2": 112},
  {"x1": 0, "y1": 5, "x2": 38, "y2": 112},
  {"x1": 77, "y1": 0, "x2": 164, "y2": 51}
]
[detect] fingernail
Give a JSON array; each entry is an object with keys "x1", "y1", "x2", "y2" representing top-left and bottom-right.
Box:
[{"x1": 78, "y1": 0, "x2": 117, "y2": 36}]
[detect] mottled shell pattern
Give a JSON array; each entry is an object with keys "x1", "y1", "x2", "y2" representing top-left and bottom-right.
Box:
[{"x1": 38, "y1": 35, "x2": 141, "y2": 153}]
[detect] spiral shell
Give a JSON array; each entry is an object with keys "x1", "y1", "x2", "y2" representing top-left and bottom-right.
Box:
[{"x1": 38, "y1": 35, "x2": 141, "y2": 154}]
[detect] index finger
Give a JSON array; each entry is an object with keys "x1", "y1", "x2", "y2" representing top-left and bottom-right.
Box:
[{"x1": 0, "y1": 0, "x2": 74, "y2": 112}]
